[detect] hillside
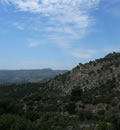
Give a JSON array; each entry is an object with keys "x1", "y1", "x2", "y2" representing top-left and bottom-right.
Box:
[
  {"x1": 0, "y1": 52, "x2": 120, "y2": 130},
  {"x1": 50, "y1": 52, "x2": 120, "y2": 94},
  {"x1": 0, "y1": 68, "x2": 67, "y2": 83}
]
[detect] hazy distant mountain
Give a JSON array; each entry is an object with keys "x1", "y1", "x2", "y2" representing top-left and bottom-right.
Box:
[{"x1": 0, "y1": 68, "x2": 67, "y2": 83}]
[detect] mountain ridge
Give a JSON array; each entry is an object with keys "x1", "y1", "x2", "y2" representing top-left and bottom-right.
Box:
[
  {"x1": 0, "y1": 68, "x2": 68, "y2": 83},
  {"x1": 47, "y1": 52, "x2": 120, "y2": 94}
]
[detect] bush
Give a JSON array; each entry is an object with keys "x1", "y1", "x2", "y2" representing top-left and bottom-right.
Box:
[
  {"x1": 105, "y1": 108, "x2": 120, "y2": 130},
  {"x1": 65, "y1": 103, "x2": 76, "y2": 114},
  {"x1": 71, "y1": 88, "x2": 82, "y2": 97},
  {"x1": 0, "y1": 98, "x2": 23, "y2": 115},
  {"x1": 24, "y1": 111, "x2": 39, "y2": 122},
  {"x1": 70, "y1": 88, "x2": 82, "y2": 101},
  {"x1": 96, "y1": 122, "x2": 108, "y2": 130},
  {"x1": 79, "y1": 109, "x2": 93, "y2": 121},
  {"x1": 0, "y1": 114, "x2": 35, "y2": 130}
]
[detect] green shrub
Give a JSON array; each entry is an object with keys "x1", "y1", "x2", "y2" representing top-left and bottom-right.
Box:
[
  {"x1": 0, "y1": 114, "x2": 35, "y2": 130},
  {"x1": 65, "y1": 103, "x2": 76, "y2": 114},
  {"x1": 24, "y1": 111, "x2": 39, "y2": 122},
  {"x1": 96, "y1": 122, "x2": 108, "y2": 130},
  {"x1": 70, "y1": 88, "x2": 82, "y2": 101},
  {"x1": 71, "y1": 88, "x2": 82, "y2": 97},
  {"x1": 79, "y1": 109, "x2": 93, "y2": 121},
  {"x1": 105, "y1": 108, "x2": 120, "y2": 130},
  {"x1": 0, "y1": 98, "x2": 23, "y2": 115}
]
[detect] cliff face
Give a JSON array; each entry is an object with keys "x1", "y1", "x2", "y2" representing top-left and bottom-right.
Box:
[{"x1": 49, "y1": 52, "x2": 120, "y2": 94}]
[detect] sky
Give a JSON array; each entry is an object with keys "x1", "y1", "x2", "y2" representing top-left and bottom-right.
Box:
[{"x1": 0, "y1": 0, "x2": 120, "y2": 70}]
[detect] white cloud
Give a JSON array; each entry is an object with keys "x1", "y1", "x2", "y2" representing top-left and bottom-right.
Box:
[
  {"x1": 2, "y1": 0, "x2": 100, "y2": 37},
  {"x1": 27, "y1": 39, "x2": 42, "y2": 47},
  {"x1": 1, "y1": 0, "x2": 101, "y2": 58},
  {"x1": 71, "y1": 49, "x2": 96, "y2": 58},
  {"x1": 12, "y1": 22, "x2": 24, "y2": 30},
  {"x1": 70, "y1": 46, "x2": 120, "y2": 60},
  {"x1": 2, "y1": 0, "x2": 100, "y2": 13},
  {"x1": 103, "y1": 46, "x2": 120, "y2": 53}
]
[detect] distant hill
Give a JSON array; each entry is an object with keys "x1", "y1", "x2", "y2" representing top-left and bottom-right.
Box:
[{"x1": 0, "y1": 68, "x2": 67, "y2": 83}]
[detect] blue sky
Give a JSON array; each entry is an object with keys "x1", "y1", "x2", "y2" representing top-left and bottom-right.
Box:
[{"x1": 0, "y1": 0, "x2": 120, "y2": 70}]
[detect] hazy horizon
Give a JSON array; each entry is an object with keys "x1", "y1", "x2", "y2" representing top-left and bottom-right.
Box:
[{"x1": 0, "y1": 68, "x2": 69, "y2": 70}]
